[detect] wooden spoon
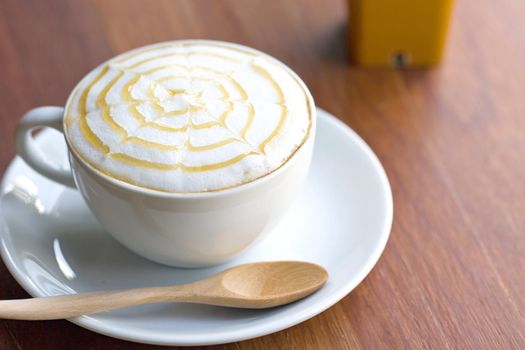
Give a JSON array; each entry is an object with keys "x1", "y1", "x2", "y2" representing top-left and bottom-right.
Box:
[{"x1": 0, "y1": 261, "x2": 328, "y2": 320}]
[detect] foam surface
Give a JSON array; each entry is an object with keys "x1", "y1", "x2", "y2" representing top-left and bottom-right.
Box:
[{"x1": 65, "y1": 41, "x2": 312, "y2": 192}]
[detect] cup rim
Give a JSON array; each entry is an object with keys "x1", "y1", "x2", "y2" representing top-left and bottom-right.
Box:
[{"x1": 63, "y1": 39, "x2": 316, "y2": 199}]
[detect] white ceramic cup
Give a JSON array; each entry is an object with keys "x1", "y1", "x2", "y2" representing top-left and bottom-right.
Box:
[{"x1": 15, "y1": 41, "x2": 316, "y2": 268}]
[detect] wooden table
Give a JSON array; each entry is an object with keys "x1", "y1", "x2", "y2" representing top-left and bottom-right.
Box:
[{"x1": 1, "y1": 0, "x2": 524, "y2": 348}]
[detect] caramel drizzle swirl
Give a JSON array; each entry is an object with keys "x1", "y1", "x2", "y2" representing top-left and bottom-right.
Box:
[{"x1": 68, "y1": 45, "x2": 295, "y2": 173}]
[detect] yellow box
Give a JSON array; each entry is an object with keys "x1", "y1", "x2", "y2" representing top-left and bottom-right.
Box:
[{"x1": 348, "y1": 0, "x2": 454, "y2": 67}]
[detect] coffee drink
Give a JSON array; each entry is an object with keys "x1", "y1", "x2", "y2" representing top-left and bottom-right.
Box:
[
  {"x1": 64, "y1": 41, "x2": 313, "y2": 192},
  {"x1": 17, "y1": 40, "x2": 316, "y2": 265}
]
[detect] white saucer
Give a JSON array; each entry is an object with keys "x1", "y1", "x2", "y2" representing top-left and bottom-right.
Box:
[{"x1": 0, "y1": 108, "x2": 392, "y2": 346}]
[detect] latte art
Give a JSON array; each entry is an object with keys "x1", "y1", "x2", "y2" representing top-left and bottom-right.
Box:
[{"x1": 65, "y1": 41, "x2": 313, "y2": 192}]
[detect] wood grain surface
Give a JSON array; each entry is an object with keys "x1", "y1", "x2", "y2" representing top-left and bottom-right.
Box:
[{"x1": 1, "y1": 0, "x2": 524, "y2": 348}]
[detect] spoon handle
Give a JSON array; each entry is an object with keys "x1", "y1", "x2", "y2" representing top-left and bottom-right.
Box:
[{"x1": 0, "y1": 286, "x2": 191, "y2": 320}]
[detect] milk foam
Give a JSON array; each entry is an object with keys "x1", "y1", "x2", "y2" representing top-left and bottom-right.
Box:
[{"x1": 65, "y1": 41, "x2": 312, "y2": 192}]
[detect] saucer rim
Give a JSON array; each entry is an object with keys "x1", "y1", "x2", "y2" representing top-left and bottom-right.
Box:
[{"x1": 0, "y1": 107, "x2": 393, "y2": 346}]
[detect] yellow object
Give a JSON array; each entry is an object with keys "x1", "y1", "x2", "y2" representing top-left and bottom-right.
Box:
[{"x1": 348, "y1": 0, "x2": 454, "y2": 67}]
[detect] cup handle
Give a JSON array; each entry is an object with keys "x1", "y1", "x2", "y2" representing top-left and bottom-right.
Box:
[{"x1": 15, "y1": 106, "x2": 76, "y2": 188}]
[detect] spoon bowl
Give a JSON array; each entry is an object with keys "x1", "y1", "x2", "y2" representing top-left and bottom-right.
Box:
[{"x1": 220, "y1": 261, "x2": 328, "y2": 307}]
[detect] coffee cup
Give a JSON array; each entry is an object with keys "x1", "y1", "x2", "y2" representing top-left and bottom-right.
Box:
[{"x1": 15, "y1": 40, "x2": 316, "y2": 267}]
